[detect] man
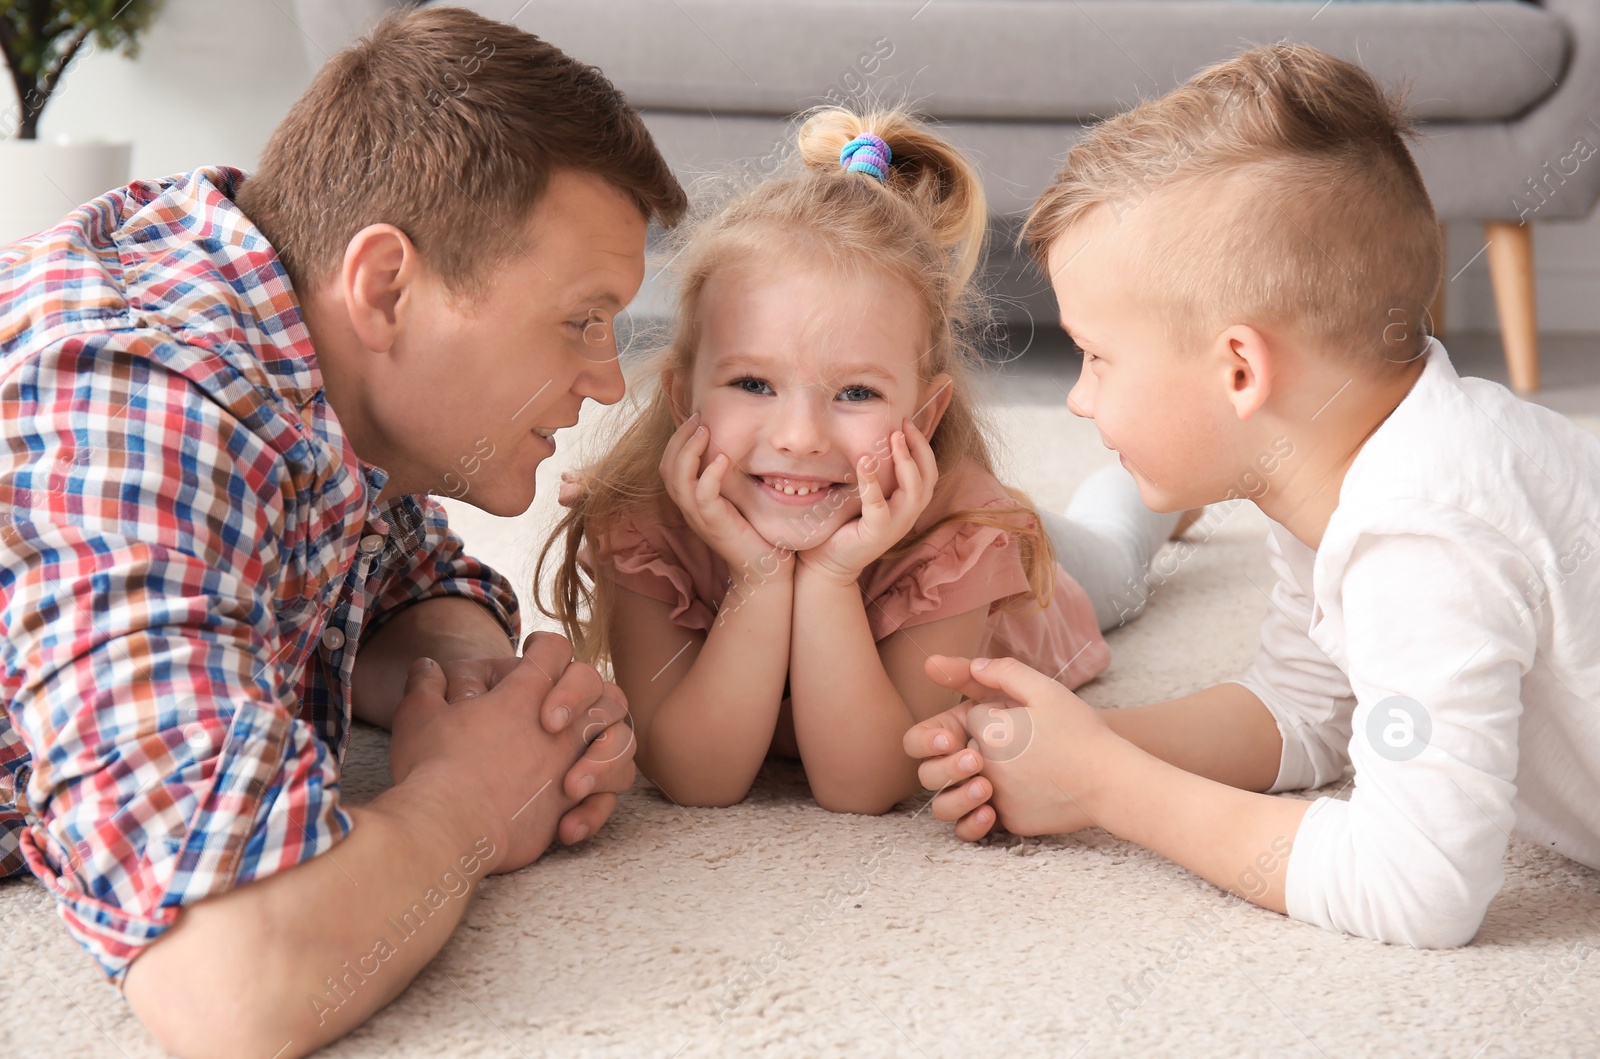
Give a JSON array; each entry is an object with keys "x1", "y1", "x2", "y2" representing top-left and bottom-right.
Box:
[{"x1": 0, "y1": 8, "x2": 686, "y2": 1055}]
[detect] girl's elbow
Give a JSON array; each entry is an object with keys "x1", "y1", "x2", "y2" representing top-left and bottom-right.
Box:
[{"x1": 812, "y1": 785, "x2": 899, "y2": 817}]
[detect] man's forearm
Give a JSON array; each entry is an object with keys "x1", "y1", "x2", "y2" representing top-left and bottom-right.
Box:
[
  {"x1": 352, "y1": 595, "x2": 516, "y2": 727},
  {"x1": 1100, "y1": 682, "x2": 1284, "y2": 792},
  {"x1": 124, "y1": 766, "x2": 502, "y2": 1059}
]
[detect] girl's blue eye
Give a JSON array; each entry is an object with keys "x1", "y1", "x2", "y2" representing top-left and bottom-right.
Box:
[
  {"x1": 837, "y1": 385, "x2": 880, "y2": 403},
  {"x1": 733, "y1": 376, "x2": 773, "y2": 396}
]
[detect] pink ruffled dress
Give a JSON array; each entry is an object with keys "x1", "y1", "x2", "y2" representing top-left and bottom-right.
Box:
[{"x1": 580, "y1": 457, "x2": 1110, "y2": 689}]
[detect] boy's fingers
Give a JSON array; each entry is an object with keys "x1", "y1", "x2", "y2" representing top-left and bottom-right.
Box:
[
  {"x1": 915, "y1": 746, "x2": 983, "y2": 792},
  {"x1": 928, "y1": 774, "x2": 991, "y2": 823},
  {"x1": 954, "y1": 804, "x2": 998, "y2": 843},
  {"x1": 962, "y1": 655, "x2": 1061, "y2": 706},
  {"x1": 903, "y1": 701, "x2": 973, "y2": 759},
  {"x1": 924, "y1": 655, "x2": 1027, "y2": 706}
]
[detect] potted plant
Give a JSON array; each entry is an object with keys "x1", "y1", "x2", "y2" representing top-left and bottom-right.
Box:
[{"x1": 0, "y1": 1, "x2": 164, "y2": 244}]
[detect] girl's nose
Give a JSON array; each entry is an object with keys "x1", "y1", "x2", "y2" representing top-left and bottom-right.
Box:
[{"x1": 769, "y1": 395, "x2": 831, "y2": 456}]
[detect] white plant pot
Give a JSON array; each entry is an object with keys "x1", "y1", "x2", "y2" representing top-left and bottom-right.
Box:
[{"x1": 0, "y1": 138, "x2": 132, "y2": 246}]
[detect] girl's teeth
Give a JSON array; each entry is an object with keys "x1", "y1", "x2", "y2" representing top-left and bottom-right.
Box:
[{"x1": 767, "y1": 478, "x2": 823, "y2": 496}]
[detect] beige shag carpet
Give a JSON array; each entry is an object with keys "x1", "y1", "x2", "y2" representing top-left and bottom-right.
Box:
[{"x1": 5, "y1": 376, "x2": 1599, "y2": 1058}]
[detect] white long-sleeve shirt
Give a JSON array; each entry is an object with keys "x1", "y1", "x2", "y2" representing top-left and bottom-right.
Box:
[{"x1": 1233, "y1": 337, "x2": 1600, "y2": 949}]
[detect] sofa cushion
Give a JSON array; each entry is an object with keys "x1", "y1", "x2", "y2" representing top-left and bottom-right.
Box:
[{"x1": 490, "y1": 0, "x2": 1566, "y2": 123}]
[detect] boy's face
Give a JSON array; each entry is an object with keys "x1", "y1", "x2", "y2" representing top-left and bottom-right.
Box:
[
  {"x1": 363, "y1": 169, "x2": 646, "y2": 515},
  {"x1": 1045, "y1": 205, "x2": 1254, "y2": 514}
]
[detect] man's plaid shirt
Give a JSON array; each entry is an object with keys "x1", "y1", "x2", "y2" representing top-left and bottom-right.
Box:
[{"x1": 0, "y1": 167, "x2": 520, "y2": 983}]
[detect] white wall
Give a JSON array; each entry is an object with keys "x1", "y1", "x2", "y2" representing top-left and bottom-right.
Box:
[
  {"x1": 33, "y1": 0, "x2": 314, "y2": 177},
  {"x1": 19, "y1": 1, "x2": 1600, "y2": 334}
]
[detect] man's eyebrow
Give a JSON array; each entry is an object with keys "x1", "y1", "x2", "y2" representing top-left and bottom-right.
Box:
[{"x1": 573, "y1": 290, "x2": 624, "y2": 310}]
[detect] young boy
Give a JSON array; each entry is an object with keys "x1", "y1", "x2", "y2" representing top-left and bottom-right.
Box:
[{"x1": 905, "y1": 43, "x2": 1600, "y2": 949}]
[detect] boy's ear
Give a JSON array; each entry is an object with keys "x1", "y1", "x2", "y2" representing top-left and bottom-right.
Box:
[
  {"x1": 1216, "y1": 325, "x2": 1273, "y2": 421},
  {"x1": 913, "y1": 372, "x2": 955, "y2": 438}
]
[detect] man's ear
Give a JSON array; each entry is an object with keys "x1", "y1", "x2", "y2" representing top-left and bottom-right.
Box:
[
  {"x1": 1215, "y1": 325, "x2": 1273, "y2": 422},
  {"x1": 341, "y1": 224, "x2": 419, "y2": 355},
  {"x1": 913, "y1": 372, "x2": 955, "y2": 437}
]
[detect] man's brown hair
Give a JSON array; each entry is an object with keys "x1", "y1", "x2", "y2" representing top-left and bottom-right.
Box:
[
  {"x1": 1021, "y1": 43, "x2": 1443, "y2": 368},
  {"x1": 236, "y1": 5, "x2": 687, "y2": 298}
]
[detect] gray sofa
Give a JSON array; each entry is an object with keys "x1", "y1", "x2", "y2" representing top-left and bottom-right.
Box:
[{"x1": 302, "y1": 0, "x2": 1600, "y2": 392}]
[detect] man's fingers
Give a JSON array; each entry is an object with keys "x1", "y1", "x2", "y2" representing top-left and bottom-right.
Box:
[
  {"x1": 903, "y1": 701, "x2": 973, "y2": 759},
  {"x1": 519, "y1": 630, "x2": 574, "y2": 683},
  {"x1": 538, "y1": 659, "x2": 606, "y2": 732},
  {"x1": 557, "y1": 792, "x2": 618, "y2": 845},
  {"x1": 442, "y1": 659, "x2": 493, "y2": 704},
  {"x1": 563, "y1": 722, "x2": 638, "y2": 801}
]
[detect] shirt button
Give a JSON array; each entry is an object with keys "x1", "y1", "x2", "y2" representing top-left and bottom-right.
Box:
[
  {"x1": 320, "y1": 626, "x2": 346, "y2": 651},
  {"x1": 358, "y1": 534, "x2": 385, "y2": 554}
]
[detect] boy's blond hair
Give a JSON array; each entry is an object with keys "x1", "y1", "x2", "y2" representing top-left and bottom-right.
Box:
[{"x1": 1022, "y1": 43, "x2": 1442, "y2": 368}]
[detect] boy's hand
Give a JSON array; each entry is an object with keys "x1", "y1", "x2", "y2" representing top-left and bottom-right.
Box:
[
  {"x1": 661, "y1": 412, "x2": 793, "y2": 575},
  {"x1": 905, "y1": 654, "x2": 1111, "y2": 839},
  {"x1": 799, "y1": 419, "x2": 937, "y2": 585}
]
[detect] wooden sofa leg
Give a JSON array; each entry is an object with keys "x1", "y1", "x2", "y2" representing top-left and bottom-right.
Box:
[{"x1": 1484, "y1": 220, "x2": 1539, "y2": 393}]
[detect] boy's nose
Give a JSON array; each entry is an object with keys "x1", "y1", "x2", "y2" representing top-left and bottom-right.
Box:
[{"x1": 1066, "y1": 367, "x2": 1094, "y2": 419}]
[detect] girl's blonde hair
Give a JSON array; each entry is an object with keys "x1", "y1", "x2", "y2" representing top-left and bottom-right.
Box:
[{"x1": 537, "y1": 105, "x2": 1056, "y2": 669}]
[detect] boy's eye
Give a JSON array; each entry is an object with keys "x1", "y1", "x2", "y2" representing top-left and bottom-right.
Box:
[
  {"x1": 732, "y1": 376, "x2": 773, "y2": 396},
  {"x1": 837, "y1": 385, "x2": 881, "y2": 403}
]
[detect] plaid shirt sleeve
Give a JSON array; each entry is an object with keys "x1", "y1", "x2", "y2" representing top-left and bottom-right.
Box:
[
  {"x1": 0, "y1": 334, "x2": 352, "y2": 983},
  {"x1": 361, "y1": 496, "x2": 521, "y2": 650}
]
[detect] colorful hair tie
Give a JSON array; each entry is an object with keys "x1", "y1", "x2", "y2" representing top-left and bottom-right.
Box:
[{"x1": 840, "y1": 133, "x2": 892, "y2": 185}]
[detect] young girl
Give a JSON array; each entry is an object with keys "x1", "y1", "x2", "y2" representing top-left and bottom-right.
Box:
[{"x1": 539, "y1": 107, "x2": 1178, "y2": 814}]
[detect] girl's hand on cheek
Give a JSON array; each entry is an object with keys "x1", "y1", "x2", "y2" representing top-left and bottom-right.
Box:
[
  {"x1": 660, "y1": 412, "x2": 793, "y2": 577},
  {"x1": 798, "y1": 418, "x2": 937, "y2": 586}
]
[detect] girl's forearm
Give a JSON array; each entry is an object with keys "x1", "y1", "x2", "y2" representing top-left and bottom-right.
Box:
[
  {"x1": 642, "y1": 575, "x2": 795, "y2": 806},
  {"x1": 789, "y1": 566, "x2": 919, "y2": 814}
]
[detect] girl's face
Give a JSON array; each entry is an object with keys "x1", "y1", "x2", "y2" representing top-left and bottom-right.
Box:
[{"x1": 673, "y1": 256, "x2": 951, "y2": 552}]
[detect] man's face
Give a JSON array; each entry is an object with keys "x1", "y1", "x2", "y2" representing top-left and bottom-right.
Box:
[
  {"x1": 1046, "y1": 205, "x2": 1246, "y2": 513},
  {"x1": 372, "y1": 169, "x2": 646, "y2": 516}
]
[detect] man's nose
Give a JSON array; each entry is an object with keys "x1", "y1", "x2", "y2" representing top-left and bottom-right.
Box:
[{"x1": 576, "y1": 349, "x2": 626, "y2": 406}]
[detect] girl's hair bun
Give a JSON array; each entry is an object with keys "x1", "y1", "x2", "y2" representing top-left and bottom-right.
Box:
[{"x1": 795, "y1": 106, "x2": 987, "y2": 291}]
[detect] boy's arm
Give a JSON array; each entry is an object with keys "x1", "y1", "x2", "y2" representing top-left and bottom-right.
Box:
[
  {"x1": 608, "y1": 577, "x2": 793, "y2": 807},
  {"x1": 788, "y1": 561, "x2": 989, "y2": 814},
  {"x1": 909, "y1": 657, "x2": 1310, "y2": 910},
  {"x1": 1099, "y1": 682, "x2": 1284, "y2": 792}
]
